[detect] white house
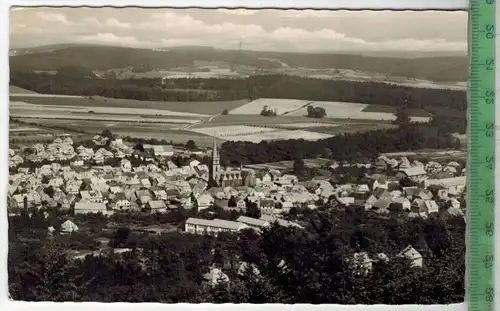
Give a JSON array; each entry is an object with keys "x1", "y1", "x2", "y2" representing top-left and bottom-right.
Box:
[
  {"x1": 397, "y1": 245, "x2": 423, "y2": 268},
  {"x1": 349, "y1": 252, "x2": 373, "y2": 275},
  {"x1": 196, "y1": 193, "x2": 214, "y2": 211},
  {"x1": 185, "y1": 218, "x2": 248, "y2": 236},
  {"x1": 143, "y1": 145, "x2": 174, "y2": 157},
  {"x1": 74, "y1": 202, "x2": 111, "y2": 215},
  {"x1": 120, "y1": 159, "x2": 132, "y2": 173},
  {"x1": 147, "y1": 200, "x2": 167, "y2": 214},
  {"x1": 396, "y1": 167, "x2": 427, "y2": 182},
  {"x1": 60, "y1": 220, "x2": 79, "y2": 234},
  {"x1": 203, "y1": 267, "x2": 229, "y2": 288}
]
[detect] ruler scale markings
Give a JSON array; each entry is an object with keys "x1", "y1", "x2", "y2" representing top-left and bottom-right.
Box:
[{"x1": 468, "y1": 1, "x2": 496, "y2": 311}]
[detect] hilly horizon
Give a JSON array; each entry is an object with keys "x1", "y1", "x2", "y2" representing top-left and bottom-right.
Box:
[
  {"x1": 10, "y1": 42, "x2": 466, "y2": 59},
  {"x1": 9, "y1": 43, "x2": 467, "y2": 82}
]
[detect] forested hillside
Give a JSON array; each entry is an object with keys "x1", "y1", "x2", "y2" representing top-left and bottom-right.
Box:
[
  {"x1": 10, "y1": 71, "x2": 466, "y2": 112},
  {"x1": 219, "y1": 122, "x2": 459, "y2": 165},
  {"x1": 9, "y1": 45, "x2": 467, "y2": 81},
  {"x1": 9, "y1": 207, "x2": 465, "y2": 304}
]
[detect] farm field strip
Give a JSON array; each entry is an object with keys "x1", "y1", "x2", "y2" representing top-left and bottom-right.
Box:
[
  {"x1": 273, "y1": 123, "x2": 340, "y2": 128},
  {"x1": 9, "y1": 127, "x2": 42, "y2": 132},
  {"x1": 219, "y1": 129, "x2": 334, "y2": 143},
  {"x1": 244, "y1": 158, "x2": 332, "y2": 170},
  {"x1": 15, "y1": 119, "x2": 192, "y2": 131},
  {"x1": 188, "y1": 125, "x2": 279, "y2": 137},
  {"x1": 361, "y1": 104, "x2": 433, "y2": 117},
  {"x1": 10, "y1": 101, "x2": 210, "y2": 118},
  {"x1": 10, "y1": 95, "x2": 249, "y2": 115},
  {"x1": 9, "y1": 112, "x2": 201, "y2": 124},
  {"x1": 10, "y1": 93, "x2": 83, "y2": 98},
  {"x1": 9, "y1": 85, "x2": 37, "y2": 94}
]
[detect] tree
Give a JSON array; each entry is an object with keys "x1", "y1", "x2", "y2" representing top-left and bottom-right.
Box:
[
  {"x1": 221, "y1": 109, "x2": 229, "y2": 115},
  {"x1": 228, "y1": 196, "x2": 237, "y2": 208},
  {"x1": 186, "y1": 140, "x2": 197, "y2": 150},
  {"x1": 260, "y1": 106, "x2": 277, "y2": 117},
  {"x1": 394, "y1": 106, "x2": 411, "y2": 127},
  {"x1": 293, "y1": 158, "x2": 305, "y2": 175},
  {"x1": 110, "y1": 227, "x2": 131, "y2": 248},
  {"x1": 101, "y1": 129, "x2": 113, "y2": 138},
  {"x1": 40, "y1": 175, "x2": 50, "y2": 185},
  {"x1": 399, "y1": 177, "x2": 417, "y2": 188},
  {"x1": 135, "y1": 143, "x2": 145, "y2": 152},
  {"x1": 454, "y1": 138, "x2": 461, "y2": 150},
  {"x1": 245, "y1": 201, "x2": 261, "y2": 218},
  {"x1": 307, "y1": 106, "x2": 327, "y2": 118},
  {"x1": 43, "y1": 186, "x2": 55, "y2": 198}
]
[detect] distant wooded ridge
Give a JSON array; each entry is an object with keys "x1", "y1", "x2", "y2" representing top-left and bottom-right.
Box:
[
  {"x1": 9, "y1": 44, "x2": 467, "y2": 82},
  {"x1": 10, "y1": 71, "x2": 467, "y2": 114}
]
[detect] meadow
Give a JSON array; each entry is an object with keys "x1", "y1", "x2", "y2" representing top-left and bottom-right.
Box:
[
  {"x1": 8, "y1": 86, "x2": 430, "y2": 145},
  {"x1": 229, "y1": 98, "x2": 311, "y2": 115},
  {"x1": 9, "y1": 92, "x2": 249, "y2": 116},
  {"x1": 228, "y1": 98, "x2": 432, "y2": 122}
]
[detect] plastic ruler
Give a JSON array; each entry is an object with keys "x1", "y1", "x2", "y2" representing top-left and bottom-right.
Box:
[{"x1": 467, "y1": 0, "x2": 497, "y2": 311}]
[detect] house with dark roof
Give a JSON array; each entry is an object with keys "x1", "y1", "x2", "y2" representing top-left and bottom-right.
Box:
[{"x1": 146, "y1": 200, "x2": 167, "y2": 214}]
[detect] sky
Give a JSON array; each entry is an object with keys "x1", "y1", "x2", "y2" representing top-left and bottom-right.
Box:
[{"x1": 9, "y1": 7, "x2": 467, "y2": 53}]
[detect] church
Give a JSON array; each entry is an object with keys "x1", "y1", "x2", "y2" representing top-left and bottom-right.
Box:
[{"x1": 211, "y1": 137, "x2": 244, "y2": 188}]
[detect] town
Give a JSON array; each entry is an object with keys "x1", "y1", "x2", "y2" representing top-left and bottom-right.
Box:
[
  {"x1": 8, "y1": 129, "x2": 466, "y2": 295},
  {"x1": 8, "y1": 7, "x2": 467, "y2": 305}
]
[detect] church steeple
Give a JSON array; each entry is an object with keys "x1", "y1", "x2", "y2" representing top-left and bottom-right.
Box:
[{"x1": 211, "y1": 134, "x2": 220, "y2": 179}]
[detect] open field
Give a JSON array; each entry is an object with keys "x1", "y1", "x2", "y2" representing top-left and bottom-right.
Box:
[
  {"x1": 189, "y1": 125, "x2": 278, "y2": 137},
  {"x1": 15, "y1": 118, "x2": 220, "y2": 147},
  {"x1": 361, "y1": 104, "x2": 433, "y2": 117},
  {"x1": 196, "y1": 114, "x2": 384, "y2": 129},
  {"x1": 9, "y1": 120, "x2": 91, "y2": 145},
  {"x1": 244, "y1": 158, "x2": 332, "y2": 170},
  {"x1": 9, "y1": 85, "x2": 38, "y2": 94},
  {"x1": 288, "y1": 101, "x2": 367, "y2": 118},
  {"x1": 10, "y1": 112, "x2": 201, "y2": 124},
  {"x1": 189, "y1": 125, "x2": 333, "y2": 143},
  {"x1": 289, "y1": 101, "x2": 432, "y2": 122},
  {"x1": 229, "y1": 98, "x2": 312, "y2": 115},
  {"x1": 9, "y1": 95, "x2": 249, "y2": 116},
  {"x1": 274, "y1": 123, "x2": 341, "y2": 129},
  {"x1": 381, "y1": 149, "x2": 467, "y2": 162},
  {"x1": 227, "y1": 98, "x2": 432, "y2": 122},
  {"x1": 10, "y1": 101, "x2": 210, "y2": 118},
  {"x1": 302, "y1": 124, "x2": 398, "y2": 135}
]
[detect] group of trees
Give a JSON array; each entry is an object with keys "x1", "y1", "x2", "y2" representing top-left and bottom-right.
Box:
[
  {"x1": 220, "y1": 123, "x2": 456, "y2": 165},
  {"x1": 260, "y1": 105, "x2": 278, "y2": 117},
  {"x1": 306, "y1": 105, "x2": 327, "y2": 118},
  {"x1": 8, "y1": 205, "x2": 465, "y2": 304}
]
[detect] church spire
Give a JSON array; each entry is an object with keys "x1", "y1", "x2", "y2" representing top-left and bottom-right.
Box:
[
  {"x1": 212, "y1": 133, "x2": 217, "y2": 155},
  {"x1": 212, "y1": 134, "x2": 220, "y2": 180}
]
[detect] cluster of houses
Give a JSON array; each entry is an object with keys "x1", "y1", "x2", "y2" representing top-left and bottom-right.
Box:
[
  {"x1": 332, "y1": 155, "x2": 466, "y2": 217},
  {"x1": 8, "y1": 135, "x2": 466, "y2": 232},
  {"x1": 8, "y1": 135, "x2": 175, "y2": 167},
  {"x1": 8, "y1": 135, "x2": 467, "y2": 292}
]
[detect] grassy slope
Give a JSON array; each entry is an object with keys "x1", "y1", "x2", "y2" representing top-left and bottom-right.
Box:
[
  {"x1": 9, "y1": 85, "x2": 37, "y2": 94},
  {"x1": 9, "y1": 95, "x2": 249, "y2": 116},
  {"x1": 362, "y1": 104, "x2": 433, "y2": 117}
]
